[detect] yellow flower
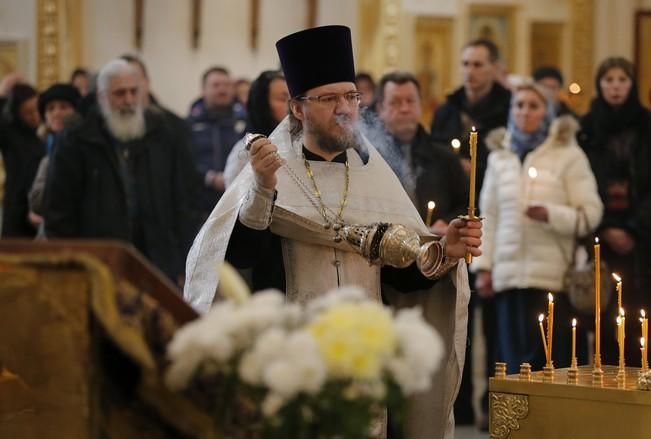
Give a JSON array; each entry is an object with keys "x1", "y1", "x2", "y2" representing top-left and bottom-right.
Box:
[{"x1": 309, "y1": 302, "x2": 397, "y2": 380}]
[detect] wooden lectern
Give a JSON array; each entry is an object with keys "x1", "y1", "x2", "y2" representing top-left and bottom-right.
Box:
[{"x1": 0, "y1": 240, "x2": 215, "y2": 438}]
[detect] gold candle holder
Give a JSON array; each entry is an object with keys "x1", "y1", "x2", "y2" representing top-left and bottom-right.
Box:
[
  {"x1": 495, "y1": 362, "x2": 507, "y2": 379},
  {"x1": 543, "y1": 364, "x2": 555, "y2": 382},
  {"x1": 519, "y1": 363, "x2": 532, "y2": 381},
  {"x1": 567, "y1": 367, "x2": 579, "y2": 385},
  {"x1": 592, "y1": 367, "x2": 604, "y2": 386}
]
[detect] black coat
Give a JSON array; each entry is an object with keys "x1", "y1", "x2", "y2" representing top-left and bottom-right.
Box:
[
  {"x1": 429, "y1": 83, "x2": 511, "y2": 196},
  {"x1": 44, "y1": 108, "x2": 200, "y2": 279},
  {"x1": 578, "y1": 110, "x2": 651, "y2": 247},
  {"x1": 410, "y1": 126, "x2": 469, "y2": 223},
  {"x1": 0, "y1": 120, "x2": 44, "y2": 237}
]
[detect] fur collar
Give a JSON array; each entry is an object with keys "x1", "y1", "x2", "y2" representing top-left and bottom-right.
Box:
[{"x1": 486, "y1": 115, "x2": 579, "y2": 152}]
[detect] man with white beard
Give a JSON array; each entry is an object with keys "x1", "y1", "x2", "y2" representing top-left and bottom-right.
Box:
[{"x1": 44, "y1": 59, "x2": 199, "y2": 284}]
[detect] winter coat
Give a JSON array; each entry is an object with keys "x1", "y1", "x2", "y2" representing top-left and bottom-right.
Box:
[
  {"x1": 44, "y1": 108, "x2": 201, "y2": 279},
  {"x1": 0, "y1": 120, "x2": 44, "y2": 237},
  {"x1": 472, "y1": 116, "x2": 604, "y2": 293},
  {"x1": 187, "y1": 99, "x2": 246, "y2": 217},
  {"x1": 429, "y1": 82, "x2": 511, "y2": 196}
]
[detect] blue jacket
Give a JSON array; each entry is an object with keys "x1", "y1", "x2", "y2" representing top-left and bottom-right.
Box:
[{"x1": 187, "y1": 98, "x2": 246, "y2": 216}]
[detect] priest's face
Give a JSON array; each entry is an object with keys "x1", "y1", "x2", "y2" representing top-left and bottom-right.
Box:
[{"x1": 292, "y1": 81, "x2": 361, "y2": 154}]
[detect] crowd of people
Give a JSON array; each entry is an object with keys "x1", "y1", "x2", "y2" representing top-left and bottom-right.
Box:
[{"x1": 1, "y1": 31, "x2": 650, "y2": 434}]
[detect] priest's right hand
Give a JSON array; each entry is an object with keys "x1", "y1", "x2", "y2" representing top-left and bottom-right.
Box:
[{"x1": 249, "y1": 137, "x2": 284, "y2": 190}]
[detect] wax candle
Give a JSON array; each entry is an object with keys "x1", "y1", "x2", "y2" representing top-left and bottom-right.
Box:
[
  {"x1": 425, "y1": 201, "x2": 435, "y2": 228},
  {"x1": 539, "y1": 314, "x2": 550, "y2": 366},
  {"x1": 594, "y1": 238, "x2": 601, "y2": 368},
  {"x1": 571, "y1": 318, "x2": 577, "y2": 369}
]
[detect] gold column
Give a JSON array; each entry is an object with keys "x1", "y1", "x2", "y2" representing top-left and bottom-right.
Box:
[
  {"x1": 37, "y1": 0, "x2": 84, "y2": 90},
  {"x1": 570, "y1": 0, "x2": 594, "y2": 114},
  {"x1": 382, "y1": 0, "x2": 401, "y2": 72},
  {"x1": 37, "y1": 0, "x2": 61, "y2": 90}
]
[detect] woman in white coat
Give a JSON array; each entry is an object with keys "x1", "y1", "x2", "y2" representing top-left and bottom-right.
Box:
[{"x1": 473, "y1": 82, "x2": 603, "y2": 373}]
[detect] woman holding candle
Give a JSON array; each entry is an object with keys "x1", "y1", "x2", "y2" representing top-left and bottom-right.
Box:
[
  {"x1": 578, "y1": 57, "x2": 651, "y2": 366},
  {"x1": 472, "y1": 82, "x2": 603, "y2": 373}
]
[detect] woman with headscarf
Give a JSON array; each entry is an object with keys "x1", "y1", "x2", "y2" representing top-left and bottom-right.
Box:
[
  {"x1": 223, "y1": 70, "x2": 289, "y2": 187},
  {"x1": 0, "y1": 83, "x2": 43, "y2": 237},
  {"x1": 578, "y1": 57, "x2": 651, "y2": 366},
  {"x1": 473, "y1": 82, "x2": 603, "y2": 373}
]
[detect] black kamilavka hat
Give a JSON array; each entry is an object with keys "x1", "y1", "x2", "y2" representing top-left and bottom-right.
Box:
[{"x1": 276, "y1": 25, "x2": 356, "y2": 97}]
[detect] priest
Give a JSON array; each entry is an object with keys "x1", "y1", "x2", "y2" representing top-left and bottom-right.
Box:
[{"x1": 184, "y1": 25, "x2": 481, "y2": 439}]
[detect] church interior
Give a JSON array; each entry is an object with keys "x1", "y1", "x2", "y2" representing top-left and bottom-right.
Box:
[{"x1": 2, "y1": 1, "x2": 651, "y2": 438}]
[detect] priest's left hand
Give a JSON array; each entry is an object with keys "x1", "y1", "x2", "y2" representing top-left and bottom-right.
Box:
[{"x1": 445, "y1": 218, "x2": 482, "y2": 258}]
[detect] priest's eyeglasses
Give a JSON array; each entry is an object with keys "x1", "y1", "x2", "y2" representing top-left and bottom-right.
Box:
[{"x1": 297, "y1": 91, "x2": 362, "y2": 107}]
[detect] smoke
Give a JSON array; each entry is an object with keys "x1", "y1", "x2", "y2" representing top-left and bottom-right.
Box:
[{"x1": 354, "y1": 109, "x2": 418, "y2": 198}]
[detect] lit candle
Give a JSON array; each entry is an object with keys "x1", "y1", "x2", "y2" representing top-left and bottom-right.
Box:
[
  {"x1": 425, "y1": 201, "x2": 435, "y2": 228},
  {"x1": 539, "y1": 314, "x2": 550, "y2": 366},
  {"x1": 617, "y1": 309, "x2": 625, "y2": 369},
  {"x1": 468, "y1": 127, "x2": 478, "y2": 213},
  {"x1": 451, "y1": 138, "x2": 461, "y2": 154},
  {"x1": 547, "y1": 293, "x2": 555, "y2": 364},
  {"x1": 642, "y1": 312, "x2": 649, "y2": 369},
  {"x1": 571, "y1": 318, "x2": 577, "y2": 369},
  {"x1": 594, "y1": 237, "x2": 601, "y2": 368},
  {"x1": 612, "y1": 273, "x2": 622, "y2": 311},
  {"x1": 641, "y1": 310, "x2": 648, "y2": 358},
  {"x1": 641, "y1": 337, "x2": 648, "y2": 372}
]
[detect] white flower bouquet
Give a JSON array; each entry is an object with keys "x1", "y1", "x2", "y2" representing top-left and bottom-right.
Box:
[{"x1": 165, "y1": 283, "x2": 443, "y2": 438}]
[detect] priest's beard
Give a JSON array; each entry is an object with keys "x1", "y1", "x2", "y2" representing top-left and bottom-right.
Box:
[
  {"x1": 99, "y1": 99, "x2": 146, "y2": 142},
  {"x1": 307, "y1": 114, "x2": 361, "y2": 154}
]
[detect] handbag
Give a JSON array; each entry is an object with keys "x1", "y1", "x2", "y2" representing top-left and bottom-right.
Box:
[{"x1": 562, "y1": 207, "x2": 613, "y2": 315}]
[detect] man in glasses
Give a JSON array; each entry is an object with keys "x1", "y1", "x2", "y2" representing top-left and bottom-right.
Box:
[{"x1": 184, "y1": 25, "x2": 481, "y2": 439}]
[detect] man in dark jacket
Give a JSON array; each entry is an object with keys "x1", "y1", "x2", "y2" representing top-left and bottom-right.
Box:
[
  {"x1": 44, "y1": 59, "x2": 199, "y2": 284},
  {"x1": 374, "y1": 71, "x2": 468, "y2": 233},
  {"x1": 430, "y1": 39, "x2": 511, "y2": 193},
  {"x1": 187, "y1": 66, "x2": 246, "y2": 220}
]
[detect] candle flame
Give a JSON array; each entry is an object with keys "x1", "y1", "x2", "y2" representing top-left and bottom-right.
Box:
[
  {"x1": 642, "y1": 337, "x2": 646, "y2": 348},
  {"x1": 538, "y1": 314, "x2": 545, "y2": 323},
  {"x1": 471, "y1": 126, "x2": 476, "y2": 132},
  {"x1": 528, "y1": 167, "x2": 538, "y2": 179},
  {"x1": 642, "y1": 309, "x2": 646, "y2": 318},
  {"x1": 612, "y1": 273, "x2": 621, "y2": 282},
  {"x1": 620, "y1": 307, "x2": 625, "y2": 317},
  {"x1": 451, "y1": 138, "x2": 461, "y2": 149},
  {"x1": 427, "y1": 201, "x2": 435, "y2": 210},
  {"x1": 595, "y1": 237, "x2": 599, "y2": 244},
  {"x1": 572, "y1": 318, "x2": 577, "y2": 327},
  {"x1": 548, "y1": 292, "x2": 554, "y2": 303}
]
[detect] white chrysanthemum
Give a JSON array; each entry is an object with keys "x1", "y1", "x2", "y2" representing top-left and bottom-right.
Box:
[
  {"x1": 305, "y1": 286, "x2": 367, "y2": 318},
  {"x1": 262, "y1": 393, "x2": 285, "y2": 417},
  {"x1": 284, "y1": 331, "x2": 326, "y2": 394},
  {"x1": 238, "y1": 328, "x2": 288, "y2": 385},
  {"x1": 388, "y1": 308, "x2": 443, "y2": 394}
]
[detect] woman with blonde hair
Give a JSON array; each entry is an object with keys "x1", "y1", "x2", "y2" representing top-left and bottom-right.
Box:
[{"x1": 473, "y1": 82, "x2": 603, "y2": 372}]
